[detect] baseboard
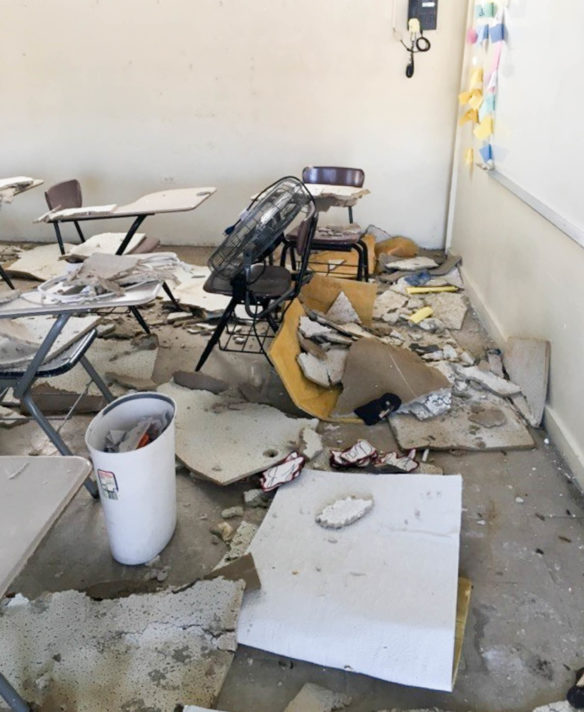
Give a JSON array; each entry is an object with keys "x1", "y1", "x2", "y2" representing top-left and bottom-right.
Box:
[{"x1": 461, "y1": 267, "x2": 584, "y2": 490}]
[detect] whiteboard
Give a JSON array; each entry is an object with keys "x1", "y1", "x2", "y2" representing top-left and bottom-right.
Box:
[{"x1": 492, "y1": 0, "x2": 584, "y2": 246}]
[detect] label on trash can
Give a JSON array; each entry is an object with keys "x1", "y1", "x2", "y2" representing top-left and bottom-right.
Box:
[{"x1": 97, "y1": 469, "x2": 119, "y2": 500}]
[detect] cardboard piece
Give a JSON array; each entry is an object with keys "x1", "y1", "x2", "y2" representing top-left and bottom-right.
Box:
[
  {"x1": 238, "y1": 470, "x2": 463, "y2": 692},
  {"x1": 335, "y1": 339, "x2": 450, "y2": 417}
]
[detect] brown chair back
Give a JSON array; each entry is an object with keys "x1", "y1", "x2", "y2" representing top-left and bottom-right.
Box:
[
  {"x1": 302, "y1": 166, "x2": 365, "y2": 188},
  {"x1": 45, "y1": 179, "x2": 83, "y2": 210}
]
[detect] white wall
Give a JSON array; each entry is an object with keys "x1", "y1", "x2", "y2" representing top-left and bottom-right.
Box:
[
  {"x1": 1, "y1": 0, "x2": 466, "y2": 247},
  {"x1": 450, "y1": 86, "x2": 584, "y2": 485}
]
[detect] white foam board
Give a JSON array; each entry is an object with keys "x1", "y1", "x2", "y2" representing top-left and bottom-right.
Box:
[{"x1": 238, "y1": 470, "x2": 462, "y2": 692}]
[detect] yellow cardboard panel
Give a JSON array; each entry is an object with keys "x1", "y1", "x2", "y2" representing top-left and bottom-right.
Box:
[{"x1": 300, "y1": 273, "x2": 377, "y2": 326}]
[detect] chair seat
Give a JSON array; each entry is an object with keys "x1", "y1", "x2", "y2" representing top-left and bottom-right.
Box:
[
  {"x1": 204, "y1": 264, "x2": 292, "y2": 299},
  {"x1": 286, "y1": 225, "x2": 362, "y2": 249}
]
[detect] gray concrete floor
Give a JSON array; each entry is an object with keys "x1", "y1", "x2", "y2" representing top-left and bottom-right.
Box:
[{"x1": 2, "y1": 245, "x2": 583, "y2": 712}]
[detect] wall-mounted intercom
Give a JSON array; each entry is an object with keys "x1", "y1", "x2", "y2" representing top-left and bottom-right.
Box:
[
  {"x1": 399, "y1": 0, "x2": 438, "y2": 78},
  {"x1": 408, "y1": 0, "x2": 438, "y2": 31}
]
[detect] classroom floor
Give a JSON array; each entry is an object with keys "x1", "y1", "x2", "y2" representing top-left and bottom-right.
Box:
[{"x1": 3, "y1": 246, "x2": 583, "y2": 712}]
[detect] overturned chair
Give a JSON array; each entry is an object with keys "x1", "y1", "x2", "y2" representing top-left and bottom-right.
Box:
[{"x1": 195, "y1": 176, "x2": 318, "y2": 371}]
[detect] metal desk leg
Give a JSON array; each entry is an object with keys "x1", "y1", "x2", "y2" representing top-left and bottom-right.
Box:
[
  {"x1": 116, "y1": 215, "x2": 148, "y2": 255},
  {"x1": 0, "y1": 264, "x2": 14, "y2": 289},
  {"x1": 80, "y1": 356, "x2": 114, "y2": 403},
  {"x1": 0, "y1": 672, "x2": 31, "y2": 711},
  {"x1": 52, "y1": 223, "x2": 66, "y2": 256}
]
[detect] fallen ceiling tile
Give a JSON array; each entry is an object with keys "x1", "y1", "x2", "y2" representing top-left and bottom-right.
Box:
[
  {"x1": 0, "y1": 579, "x2": 245, "y2": 711},
  {"x1": 503, "y1": 337, "x2": 550, "y2": 427},
  {"x1": 383, "y1": 256, "x2": 439, "y2": 272},
  {"x1": 372, "y1": 289, "x2": 408, "y2": 319},
  {"x1": 164, "y1": 273, "x2": 230, "y2": 311},
  {"x1": 157, "y1": 382, "x2": 318, "y2": 485},
  {"x1": 6, "y1": 243, "x2": 73, "y2": 281},
  {"x1": 455, "y1": 365, "x2": 522, "y2": 397},
  {"x1": 0, "y1": 315, "x2": 100, "y2": 367},
  {"x1": 238, "y1": 470, "x2": 463, "y2": 692},
  {"x1": 284, "y1": 683, "x2": 352, "y2": 712},
  {"x1": 424, "y1": 292, "x2": 468, "y2": 330},
  {"x1": 66, "y1": 232, "x2": 146, "y2": 260},
  {"x1": 325, "y1": 291, "x2": 361, "y2": 324},
  {"x1": 390, "y1": 392, "x2": 534, "y2": 451}
]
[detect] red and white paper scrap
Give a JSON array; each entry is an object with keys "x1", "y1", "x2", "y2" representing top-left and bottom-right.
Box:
[
  {"x1": 261, "y1": 451, "x2": 306, "y2": 492},
  {"x1": 330, "y1": 439, "x2": 417, "y2": 473}
]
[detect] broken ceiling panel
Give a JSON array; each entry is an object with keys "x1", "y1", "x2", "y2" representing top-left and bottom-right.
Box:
[
  {"x1": 238, "y1": 469, "x2": 463, "y2": 691},
  {"x1": 0, "y1": 579, "x2": 245, "y2": 711},
  {"x1": 504, "y1": 337, "x2": 550, "y2": 427},
  {"x1": 157, "y1": 382, "x2": 318, "y2": 485},
  {"x1": 390, "y1": 391, "x2": 534, "y2": 451},
  {"x1": 6, "y1": 243, "x2": 74, "y2": 281}
]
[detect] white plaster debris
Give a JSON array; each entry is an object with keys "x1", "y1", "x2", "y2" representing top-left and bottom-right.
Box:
[
  {"x1": 325, "y1": 291, "x2": 361, "y2": 324},
  {"x1": 284, "y1": 682, "x2": 352, "y2": 712},
  {"x1": 399, "y1": 388, "x2": 453, "y2": 420},
  {"x1": 297, "y1": 352, "x2": 330, "y2": 387},
  {"x1": 214, "y1": 520, "x2": 260, "y2": 569},
  {"x1": 315, "y1": 495, "x2": 374, "y2": 529},
  {"x1": 455, "y1": 365, "x2": 522, "y2": 397},
  {"x1": 299, "y1": 427, "x2": 324, "y2": 460},
  {"x1": 425, "y1": 292, "x2": 468, "y2": 330},
  {"x1": 158, "y1": 382, "x2": 318, "y2": 485},
  {"x1": 298, "y1": 349, "x2": 347, "y2": 387},
  {"x1": 221, "y1": 506, "x2": 244, "y2": 519},
  {"x1": 532, "y1": 704, "x2": 573, "y2": 712},
  {"x1": 384, "y1": 256, "x2": 439, "y2": 271},
  {"x1": 298, "y1": 316, "x2": 334, "y2": 339},
  {"x1": 244, "y1": 488, "x2": 270, "y2": 508},
  {"x1": 373, "y1": 289, "x2": 408, "y2": 319},
  {"x1": 0, "y1": 580, "x2": 245, "y2": 711}
]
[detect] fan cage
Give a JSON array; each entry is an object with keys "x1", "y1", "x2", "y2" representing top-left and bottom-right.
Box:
[{"x1": 208, "y1": 177, "x2": 312, "y2": 280}]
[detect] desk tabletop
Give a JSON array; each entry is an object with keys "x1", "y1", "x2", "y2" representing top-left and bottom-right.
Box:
[
  {"x1": 0, "y1": 177, "x2": 44, "y2": 203},
  {"x1": 0, "y1": 455, "x2": 91, "y2": 599},
  {"x1": 42, "y1": 186, "x2": 216, "y2": 223},
  {"x1": 0, "y1": 281, "x2": 162, "y2": 319},
  {"x1": 306, "y1": 184, "x2": 370, "y2": 200}
]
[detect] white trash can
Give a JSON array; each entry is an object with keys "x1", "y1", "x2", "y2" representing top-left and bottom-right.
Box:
[{"x1": 85, "y1": 392, "x2": 177, "y2": 565}]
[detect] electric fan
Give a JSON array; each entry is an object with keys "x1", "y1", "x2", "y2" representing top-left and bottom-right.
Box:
[{"x1": 207, "y1": 176, "x2": 313, "y2": 280}]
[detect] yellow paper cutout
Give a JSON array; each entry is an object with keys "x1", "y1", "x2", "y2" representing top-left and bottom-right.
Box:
[
  {"x1": 469, "y1": 67, "x2": 483, "y2": 90},
  {"x1": 468, "y1": 90, "x2": 483, "y2": 110},
  {"x1": 458, "y1": 91, "x2": 472, "y2": 105},
  {"x1": 464, "y1": 148, "x2": 474, "y2": 166},
  {"x1": 459, "y1": 109, "x2": 478, "y2": 126},
  {"x1": 473, "y1": 115, "x2": 494, "y2": 139}
]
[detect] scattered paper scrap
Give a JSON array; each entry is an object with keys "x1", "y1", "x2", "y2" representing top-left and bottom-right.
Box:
[{"x1": 261, "y1": 451, "x2": 306, "y2": 491}]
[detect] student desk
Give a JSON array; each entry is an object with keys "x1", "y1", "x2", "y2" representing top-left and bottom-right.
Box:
[
  {"x1": 39, "y1": 187, "x2": 217, "y2": 256},
  {"x1": 0, "y1": 282, "x2": 161, "y2": 461},
  {"x1": 0, "y1": 178, "x2": 44, "y2": 289},
  {"x1": 0, "y1": 455, "x2": 91, "y2": 712}
]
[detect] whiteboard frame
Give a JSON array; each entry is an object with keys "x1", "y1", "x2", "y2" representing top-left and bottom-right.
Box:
[{"x1": 490, "y1": 170, "x2": 584, "y2": 249}]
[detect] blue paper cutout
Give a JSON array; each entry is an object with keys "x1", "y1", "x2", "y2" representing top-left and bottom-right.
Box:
[
  {"x1": 479, "y1": 144, "x2": 493, "y2": 163},
  {"x1": 490, "y1": 22, "x2": 505, "y2": 42},
  {"x1": 478, "y1": 23, "x2": 490, "y2": 43}
]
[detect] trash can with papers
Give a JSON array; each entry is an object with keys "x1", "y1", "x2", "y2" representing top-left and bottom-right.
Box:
[{"x1": 85, "y1": 392, "x2": 177, "y2": 565}]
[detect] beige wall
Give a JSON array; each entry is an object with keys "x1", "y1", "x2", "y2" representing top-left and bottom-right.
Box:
[
  {"x1": 450, "y1": 144, "x2": 584, "y2": 486},
  {"x1": 2, "y1": 0, "x2": 465, "y2": 247}
]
